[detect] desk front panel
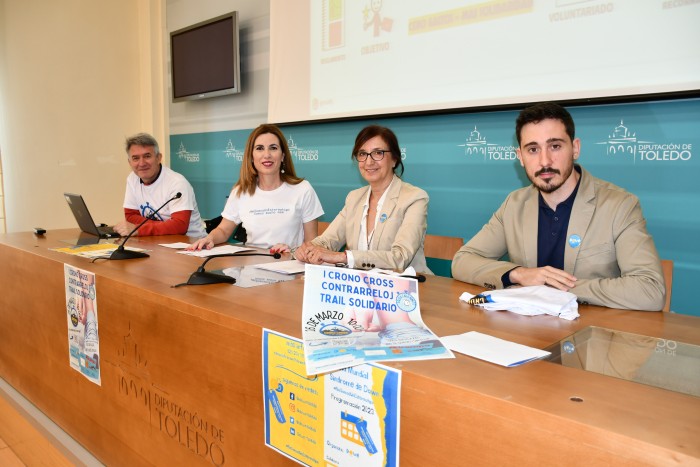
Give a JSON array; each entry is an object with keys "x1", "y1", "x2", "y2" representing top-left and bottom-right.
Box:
[{"x1": 0, "y1": 230, "x2": 698, "y2": 466}]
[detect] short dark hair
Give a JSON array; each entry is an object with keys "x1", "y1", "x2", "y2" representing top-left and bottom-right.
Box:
[
  {"x1": 515, "y1": 103, "x2": 575, "y2": 145},
  {"x1": 351, "y1": 125, "x2": 404, "y2": 177},
  {"x1": 125, "y1": 132, "x2": 160, "y2": 155}
]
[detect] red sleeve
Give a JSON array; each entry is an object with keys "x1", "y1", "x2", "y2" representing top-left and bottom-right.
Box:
[
  {"x1": 124, "y1": 208, "x2": 144, "y2": 225},
  {"x1": 123, "y1": 208, "x2": 192, "y2": 236}
]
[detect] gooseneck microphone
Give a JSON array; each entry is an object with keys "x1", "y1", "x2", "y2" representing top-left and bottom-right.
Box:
[
  {"x1": 400, "y1": 274, "x2": 427, "y2": 283},
  {"x1": 109, "y1": 192, "x2": 182, "y2": 260},
  {"x1": 334, "y1": 264, "x2": 427, "y2": 283},
  {"x1": 176, "y1": 251, "x2": 282, "y2": 286}
]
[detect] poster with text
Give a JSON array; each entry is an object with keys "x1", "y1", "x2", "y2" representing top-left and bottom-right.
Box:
[
  {"x1": 64, "y1": 264, "x2": 101, "y2": 385},
  {"x1": 302, "y1": 264, "x2": 453, "y2": 375},
  {"x1": 263, "y1": 329, "x2": 400, "y2": 467}
]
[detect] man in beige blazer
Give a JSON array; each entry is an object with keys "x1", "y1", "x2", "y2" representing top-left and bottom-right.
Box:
[{"x1": 452, "y1": 103, "x2": 665, "y2": 311}]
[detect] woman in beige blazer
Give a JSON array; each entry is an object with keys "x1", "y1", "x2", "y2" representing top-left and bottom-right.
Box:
[{"x1": 295, "y1": 125, "x2": 430, "y2": 273}]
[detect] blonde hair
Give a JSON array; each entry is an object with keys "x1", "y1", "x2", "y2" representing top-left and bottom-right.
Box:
[{"x1": 234, "y1": 124, "x2": 303, "y2": 196}]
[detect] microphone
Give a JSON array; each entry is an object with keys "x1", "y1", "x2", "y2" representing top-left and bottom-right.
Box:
[
  {"x1": 109, "y1": 192, "x2": 182, "y2": 260},
  {"x1": 179, "y1": 251, "x2": 282, "y2": 286},
  {"x1": 335, "y1": 264, "x2": 427, "y2": 283},
  {"x1": 400, "y1": 274, "x2": 427, "y2": 283}
]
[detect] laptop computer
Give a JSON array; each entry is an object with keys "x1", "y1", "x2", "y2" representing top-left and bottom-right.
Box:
[{"x1": 64, "y1": 193, "x2": 120, "y2": 238}]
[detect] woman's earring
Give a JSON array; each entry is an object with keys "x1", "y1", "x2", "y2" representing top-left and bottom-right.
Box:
[{"x1": 281, "y1": 163, "x2": 285, "y2": 174}]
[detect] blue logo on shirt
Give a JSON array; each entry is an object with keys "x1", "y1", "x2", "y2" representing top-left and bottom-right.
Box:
[
  {"x1": 568, "y1": 234, "x2": 581, "y2": 248},
  {"x1": 141, "y1": 202, "x2": 164, "y2": 221},
  {"x1": 380, "y1": 213, "x2": 388, "y2": 223}
]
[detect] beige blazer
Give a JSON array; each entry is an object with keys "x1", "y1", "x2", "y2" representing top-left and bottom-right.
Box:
[
  {"x1": 452, "y1": 166, "x2": 665, "y2": 311},
  {"x1": 312, "y1": 176, "x2": 430, "y2": 273}
]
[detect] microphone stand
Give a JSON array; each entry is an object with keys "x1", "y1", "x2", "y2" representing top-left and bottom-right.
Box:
[
  {"x1": 109, "y1": 192, "x2": 182, "y2": 260},
  {"x1": 181, "y1": 252, "x2": 282, "y2": 286}
]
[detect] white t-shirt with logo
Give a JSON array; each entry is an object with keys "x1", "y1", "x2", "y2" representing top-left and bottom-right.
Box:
[
  {"x1": 222, "y1": 180, "x2": 324, "y2": 249},
  {"x1": 123, "y1": 165, "x2": 206, "y2": 238}
]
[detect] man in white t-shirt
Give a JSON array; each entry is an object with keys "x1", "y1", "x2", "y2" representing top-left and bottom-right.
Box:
[{"x1": 114, "y1": 133, "x2": 206, "y2": 238}]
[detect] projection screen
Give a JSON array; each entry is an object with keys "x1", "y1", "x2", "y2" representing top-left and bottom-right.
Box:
[{"x1": 269, "y1": 0, "x2": 700, "y2": 124}]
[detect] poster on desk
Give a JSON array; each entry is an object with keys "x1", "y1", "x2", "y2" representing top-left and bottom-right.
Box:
[
  {"x1": 263, "y1": 329, "x2": 400, "y2": 467},
  {"x1": 302, "y1": 264, "x2": 454, "y2": 375},
  {"x1": 64, "y1": 264, "x2": 101, "y2": 385}
]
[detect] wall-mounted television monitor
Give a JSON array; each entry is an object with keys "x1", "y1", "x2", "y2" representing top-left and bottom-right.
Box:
[{"x1": 170, "y1": 11, "x2": 241, "y2": 102}]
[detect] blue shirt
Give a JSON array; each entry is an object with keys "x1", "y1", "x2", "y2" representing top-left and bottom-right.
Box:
[
  {"x1": 501, "y1": 166, "x2": 582, "y2": 287},
  {"x1": 536, "y1": 178, "x2": 579, "y2": 269}
]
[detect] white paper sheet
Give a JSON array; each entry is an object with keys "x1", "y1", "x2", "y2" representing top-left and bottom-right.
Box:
[
  {"x1": 441, "y1": 331, "x2": 550, "y2": 367},
  {"x1": 252, "y1": 259, "x2": 307, "y2": 275},
  {"x1": 177, "y1": 245, "x2": 254, "y2": 257},
  {"x1": 158, "y1": 242, "x2": 191, "y2": 249}
]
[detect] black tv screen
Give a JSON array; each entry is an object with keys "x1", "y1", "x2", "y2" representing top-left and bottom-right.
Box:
[{"x1": 170, "y1": 12, "x2": 241, "y2": 102}]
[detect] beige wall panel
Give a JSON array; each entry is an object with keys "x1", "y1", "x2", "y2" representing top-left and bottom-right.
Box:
[{"x1": 0, "y1": 0, "x2": 166, "y2": 233}]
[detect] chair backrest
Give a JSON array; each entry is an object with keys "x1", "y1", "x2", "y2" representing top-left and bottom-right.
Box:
[
  {"x1": 661, "y1": 259, "x2": 674, "y2": 312},
  {"x1": 424, "y1": 234, "x2": 464, "y2": 277},
  {"x1": 424, "y1": 234, "x2": 464, "y2": 261},
  {"x1": 318, "y1": 221, "x2": 330, "y2": 235}
]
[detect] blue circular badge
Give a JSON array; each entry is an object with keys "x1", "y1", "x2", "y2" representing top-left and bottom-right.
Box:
[
  {"x1": 380, "y1": 213, "x2": 388, "y2": 223},
  {"x1": 563, "y1": 341, "x2": 575, "y2": 354},
  {"x1": 568, "y1": 234, "x2": 581, "y2": 248},
  {"x1": 396, "y1": 292, "x2": 417, "y2": 312}
]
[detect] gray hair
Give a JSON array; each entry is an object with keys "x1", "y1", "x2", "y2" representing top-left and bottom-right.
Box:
[{"x1": 125, "y1": 133, "x2": 160, "y2": 155}]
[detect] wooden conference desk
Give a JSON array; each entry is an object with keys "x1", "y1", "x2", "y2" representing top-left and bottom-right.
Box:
[{"x1": 0, "y1": 230, "x2": 698, "y2": 466}]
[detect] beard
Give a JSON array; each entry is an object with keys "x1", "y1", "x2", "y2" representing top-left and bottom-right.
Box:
[{"x1": 529, "y1": 164, "x2": 574, "y2": 194}]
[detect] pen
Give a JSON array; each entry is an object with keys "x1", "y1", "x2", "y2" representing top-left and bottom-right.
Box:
[{"x1": 467, "y1": 293, "x2": 494, "y2": 305}]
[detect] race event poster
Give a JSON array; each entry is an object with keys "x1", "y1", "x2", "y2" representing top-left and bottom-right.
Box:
[
  {"x1": 302, "y1": 264, "x2": 453, "y2": 375},
  {"x1": 64, "y1": 264, "x2": 101, "y2": 385},
  {"x1": 263, "y1": 329, "x2": 400, "y2": 466}
]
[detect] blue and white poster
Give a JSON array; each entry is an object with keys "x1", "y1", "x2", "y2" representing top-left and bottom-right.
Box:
[
  {"x1": 64, "y1": 264, "x2": 101, "y2": 385},
  {"x1": 302, "y1": 264, "x2": 453, "y2": 375}
]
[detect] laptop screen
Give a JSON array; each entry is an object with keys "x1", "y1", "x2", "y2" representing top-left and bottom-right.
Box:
[{"x1": 63, "y1": 193, "x2": 106, "y2": 237}]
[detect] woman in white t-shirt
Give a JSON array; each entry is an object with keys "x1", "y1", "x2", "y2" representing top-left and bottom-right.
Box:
[{"x1": 188, "y1": 124, "x2": 324, "y2": 252}]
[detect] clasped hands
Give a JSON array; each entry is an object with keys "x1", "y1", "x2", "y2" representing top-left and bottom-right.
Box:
[
  {"x1": 509, "y1": 265, "x2": 577, "y2": 291},
  {"x1": 293, "y1": 242, "x2": 347, "y2": 265}
]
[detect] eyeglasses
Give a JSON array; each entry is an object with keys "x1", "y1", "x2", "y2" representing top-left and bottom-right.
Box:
[{"x1": 355, "y1": 149, "x2": 390, "y2": 162}]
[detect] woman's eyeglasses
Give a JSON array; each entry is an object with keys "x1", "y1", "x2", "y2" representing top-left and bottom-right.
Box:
[{"x1": 355, "y1": 149, "x2": 389, "y2": 162}]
